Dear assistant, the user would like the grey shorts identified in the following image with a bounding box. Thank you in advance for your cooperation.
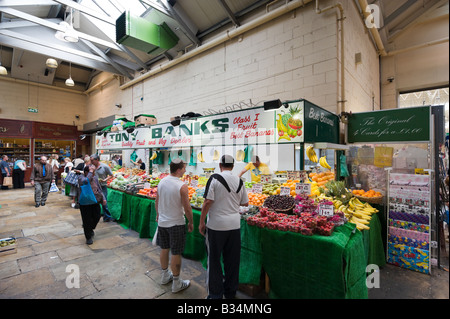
[156,225,186,255]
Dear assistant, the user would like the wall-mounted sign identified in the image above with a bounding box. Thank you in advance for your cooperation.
[347,106,430,143]
[28,107,38,113]
[0,119,33,138]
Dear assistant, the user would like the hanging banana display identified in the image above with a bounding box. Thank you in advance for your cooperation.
[236,150,245,162]
[306,146,318,163]
[150,152,157,161]
[319,156,331,169]
[197,151,205,163]
[212,150,220,161]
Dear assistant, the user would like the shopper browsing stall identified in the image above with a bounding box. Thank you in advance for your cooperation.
[155,158,194,293]
[30,156,55,207]
[90,154,114,222]
[199,155,249,299]
[78,165,106,245]
[238,155,270,183]
[12,159,26,189]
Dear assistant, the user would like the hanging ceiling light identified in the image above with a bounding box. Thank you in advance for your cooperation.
[55,8,79,43]
[46,58,58,68]
[65,62,74,86]
[0,45,8,75]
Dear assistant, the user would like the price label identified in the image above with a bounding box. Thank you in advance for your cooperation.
[319,203,334,217]
[191,179,198,188]
[280,187,291,196]
[295,183,311,195]
[260,174,272,184]
[251,183,263,194]
[144,182,151,189]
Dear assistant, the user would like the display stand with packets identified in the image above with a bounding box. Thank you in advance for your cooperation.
[386,171,431,274]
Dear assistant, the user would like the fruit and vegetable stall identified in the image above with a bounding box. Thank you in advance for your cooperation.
[93,99,387,298]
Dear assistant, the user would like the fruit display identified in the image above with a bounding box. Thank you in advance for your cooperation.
[248,192,268,206]
[309,171,335,188]
[352,189,382,198]
[306,146,318,163]
[137,187,157,197]
[190,193,205,208]
[246,207,341,236]
[263,195,295,212]
[0,237,16,247]
[331,195,379,231]
[319,156,332,169]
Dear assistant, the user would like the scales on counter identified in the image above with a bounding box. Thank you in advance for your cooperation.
[273,171,287,184]
[203,168,215,178]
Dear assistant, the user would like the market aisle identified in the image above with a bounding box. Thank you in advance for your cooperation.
[0,187,208,299]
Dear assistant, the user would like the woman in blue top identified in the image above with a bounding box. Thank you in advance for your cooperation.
[13,159,27,189]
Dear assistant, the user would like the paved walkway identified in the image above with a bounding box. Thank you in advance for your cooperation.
[1,186,448,299]
[0,187,209,299]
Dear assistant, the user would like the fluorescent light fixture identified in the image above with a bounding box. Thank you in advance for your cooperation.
[263,99,282,111]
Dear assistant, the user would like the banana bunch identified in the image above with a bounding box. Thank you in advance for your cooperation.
[150,152,157,161]
[306,146,318,163]
[336,197,378,231]
[213,150,220,161]
[236,150,245,162]
[197,152,205,163]
[319,156,331,169]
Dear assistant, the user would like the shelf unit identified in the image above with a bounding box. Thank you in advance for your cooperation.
[0,138,32,165]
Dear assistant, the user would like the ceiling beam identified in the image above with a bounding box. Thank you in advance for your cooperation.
[0,0,56,6]
[79,38,134,79]
[159,0,201,46]
[217,0,240,27]
[0,31,120,73]
[52,0,117,25]
[0,7,120,50]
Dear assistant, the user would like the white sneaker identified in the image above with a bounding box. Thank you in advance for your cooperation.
[160,269,173,285]
[172,278,190,293]
[71,203,76,208]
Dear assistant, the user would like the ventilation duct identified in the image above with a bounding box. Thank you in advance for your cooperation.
[116,11,179,55]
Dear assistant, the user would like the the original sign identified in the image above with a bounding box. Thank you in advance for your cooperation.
[348,106,430,143]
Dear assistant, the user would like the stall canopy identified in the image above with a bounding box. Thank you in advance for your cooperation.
[95,99,340,150]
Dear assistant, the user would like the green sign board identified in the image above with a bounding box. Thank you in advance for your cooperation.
[303,100,340,144]
[347,106,430,143]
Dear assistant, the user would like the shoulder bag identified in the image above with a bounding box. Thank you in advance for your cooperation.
[64,170,79,186]
[79,180,98,206]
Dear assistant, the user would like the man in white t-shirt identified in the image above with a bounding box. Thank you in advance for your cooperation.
[199,155,249,299]
[155,159,194,293]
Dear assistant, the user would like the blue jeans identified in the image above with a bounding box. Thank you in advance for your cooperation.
[101,186,112,220]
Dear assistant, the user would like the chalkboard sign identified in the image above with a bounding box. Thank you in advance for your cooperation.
[347,106,430,143]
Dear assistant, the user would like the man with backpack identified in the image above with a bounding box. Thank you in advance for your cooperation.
[199,155,249,299]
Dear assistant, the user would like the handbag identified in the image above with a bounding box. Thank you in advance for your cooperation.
[64,171,79,186]
[2,176,12,186]
[79,180,98,206]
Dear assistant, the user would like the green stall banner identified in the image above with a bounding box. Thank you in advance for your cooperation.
[347,106,430,143]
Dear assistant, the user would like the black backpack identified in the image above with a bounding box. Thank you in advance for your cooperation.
[204,173,244,199]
